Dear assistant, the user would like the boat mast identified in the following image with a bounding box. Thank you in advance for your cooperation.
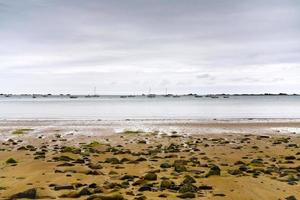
[94,86,96,96]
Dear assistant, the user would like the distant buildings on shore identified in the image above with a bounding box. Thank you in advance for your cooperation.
[0,93,299,99]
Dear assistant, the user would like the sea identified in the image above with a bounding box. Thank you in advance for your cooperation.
[0,95,300,120]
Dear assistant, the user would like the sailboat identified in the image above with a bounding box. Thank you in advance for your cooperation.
[163,88,173,97]
[147,88,156,98]
[85,87,100,98]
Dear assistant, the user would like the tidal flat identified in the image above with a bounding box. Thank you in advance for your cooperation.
[0,119,299,200]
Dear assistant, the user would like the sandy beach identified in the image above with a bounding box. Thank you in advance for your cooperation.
[0,119,299,200]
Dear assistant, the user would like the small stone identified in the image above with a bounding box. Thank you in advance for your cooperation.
[177,192,196,199]
[206,165,221,177]
[87,193,124,200]
[182,175,196,184]
[160,163,171,168]
[54,184,74,190]
[144,173,157,181]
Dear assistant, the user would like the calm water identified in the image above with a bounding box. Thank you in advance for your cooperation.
[0,95,300,119]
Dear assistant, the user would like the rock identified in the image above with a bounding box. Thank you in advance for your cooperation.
[6,158,17,164]
[286,196,297,200]
[178,183,198,193]
[120,158,130,163]
[160,163,171,168]
[138,184,153,191]
[198,185,213,190]
[174,162,187,173]
[132,179,146,186]
[134,195,147,200]
[250,159,264,166]
[10,188,37,199]
[17,146,27,151]
[94,186,104,193]
[228,169,243,176]
[135,157,147,162]
[214,193,226,197]
[160,180,175,189]
[79,187,92,196]
[89,183,98,188]
[54,184,74,190]
[182,175,196,184]
[59,191,81,198]
[57,162,75,167]
[74,159,85,164]
[105,158,121,164]
[206,165,221,177]
[144,172,157,181]
[53,155,74,162]
[285,156,296,160]
[177,192,196,199]
[239,165,249,172]
[87,193,124,200]
[103,182,122,190]
[166,143,180,152]
[234,160,245,165]
[88,163,103,169]
[86,170,102,175]
[120,175,137,181]
[109,171,118,175]
[158,193,168,198]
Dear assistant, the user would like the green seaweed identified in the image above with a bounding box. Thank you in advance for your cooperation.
[11,128,33,135]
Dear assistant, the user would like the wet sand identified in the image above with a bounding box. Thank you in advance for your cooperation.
[0,119,299,199]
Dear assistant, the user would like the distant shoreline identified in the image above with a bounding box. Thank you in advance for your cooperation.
[1,93,299,97]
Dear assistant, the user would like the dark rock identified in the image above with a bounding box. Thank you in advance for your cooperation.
[178,183,198,193]
[160,163,171,168]
[59,191,80,198]
[174,162,187,173]
[88,163,103,169]
[206,165,221,177]
[53,155,74,162]
[135,157,147,162]
[239,165,249,172]
[54,184,74,190]
[120,175,137,181]
[138,184,153,192]
[250,159,263,165]
[87,193,124,200]
[57,162,75,167]
[89,183,98,188]
[105,158,121,164]
[198,185,213,190]
[158,193,168,198]
[214,193,226,197]
[6,158,17,164]
[144,172,157,181]
[228,169,243,176]
[182,175,196,184]
[10,188,37,199]
[134,195,147,200]
[285,156,296,160]
[79,187,92,196]
[160,180,175,189]
[285,196,297,200]
[86,170,102,175]
[177,192,196,199]
[234,160,245,165]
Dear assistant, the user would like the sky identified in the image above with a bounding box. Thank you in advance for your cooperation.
[0,0,300,95]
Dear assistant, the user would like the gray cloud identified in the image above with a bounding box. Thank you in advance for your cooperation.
[0,0,300,94]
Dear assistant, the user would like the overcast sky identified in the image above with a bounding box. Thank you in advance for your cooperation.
[0,0,299,94]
